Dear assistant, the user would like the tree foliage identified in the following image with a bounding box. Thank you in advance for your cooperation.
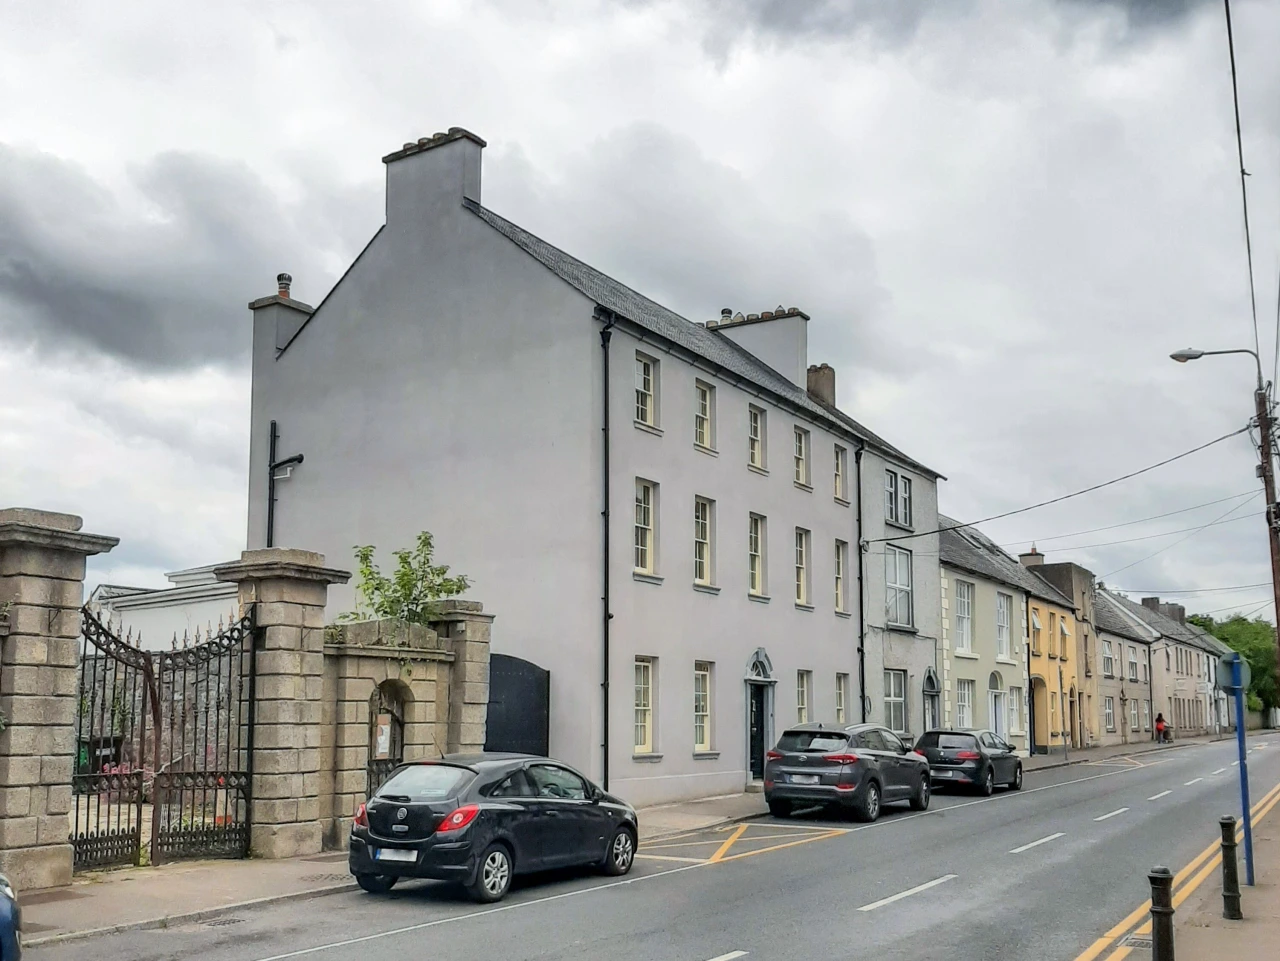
[1189,613,1278,712]
[339,532,470,625]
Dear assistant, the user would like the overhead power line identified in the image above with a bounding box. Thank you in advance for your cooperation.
[1101,494,1260,579]
[871,425,1251,544]
[999,489,1257,547]
[1112,582,1271,596]
[1190,595,1274,618]
[1025,508,1261,553]
[1222,0,1261,357]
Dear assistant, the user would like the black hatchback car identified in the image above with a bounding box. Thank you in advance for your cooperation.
[914,729,1024,795]
[349,753,638,902]
[764,723,931,821]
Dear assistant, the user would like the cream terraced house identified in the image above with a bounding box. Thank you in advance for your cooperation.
[244,128,943,806]
[937,519,1073,755]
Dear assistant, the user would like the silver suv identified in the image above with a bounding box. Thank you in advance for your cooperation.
[764,722,931,822]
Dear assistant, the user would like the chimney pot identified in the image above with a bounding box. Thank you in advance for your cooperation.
[747,313,760,321]
[1019,546,1044,568]
[762,310,774,320]
[721,308,732,319]
[277,272,292,298]
[403,142,415,150]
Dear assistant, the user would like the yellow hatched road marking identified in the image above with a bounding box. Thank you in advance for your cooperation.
[1102,947,1132,961]
[708,824,749,863]
[715,829,845,863]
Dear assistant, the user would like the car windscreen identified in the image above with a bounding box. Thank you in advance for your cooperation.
[776,731,849,752]
[937,734,978,750]
[376,764,475,800]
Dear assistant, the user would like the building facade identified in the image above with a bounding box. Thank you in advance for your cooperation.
[1018,550,1080,754]
[1031,558,1102,749]
[244,128,942,806]
[1093,590,1154,746]
[937,518,1045,754]
[86,565,240,650]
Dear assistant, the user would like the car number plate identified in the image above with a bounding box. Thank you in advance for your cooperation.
[790,774,819,784]
[934,770,953,777]
[375,848,416,863]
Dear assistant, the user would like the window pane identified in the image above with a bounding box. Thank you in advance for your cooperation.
[901,477,912,527]
[884,470,897,521]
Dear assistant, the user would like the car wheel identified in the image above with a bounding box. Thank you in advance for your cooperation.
[853,781,881,822]
[1011,764,1024,791]
[355,873,398,894]
[909,775,930,811]
[467,843,513,903]
[979,767,994,797]
[601,827,636,876]
[768,799,792,818]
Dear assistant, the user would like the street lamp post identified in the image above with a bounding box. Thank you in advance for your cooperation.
[1171,347,1280,679]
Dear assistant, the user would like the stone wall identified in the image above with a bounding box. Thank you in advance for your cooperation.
[318,602,491,849]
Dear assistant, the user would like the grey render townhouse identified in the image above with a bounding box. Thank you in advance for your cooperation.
[937,517,1074,755]
[243,128,942,806]
[1092,589,1154,747]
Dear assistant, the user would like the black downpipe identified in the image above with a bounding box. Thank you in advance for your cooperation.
[266,420,303,549]
[855,442,867,723]
[1146,643,1155,742]
[598,310,616,790]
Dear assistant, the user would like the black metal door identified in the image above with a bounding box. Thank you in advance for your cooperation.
[749,684,766,780]
[485,655,550,756]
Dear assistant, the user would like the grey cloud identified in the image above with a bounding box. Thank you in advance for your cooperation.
[0,145,377,371]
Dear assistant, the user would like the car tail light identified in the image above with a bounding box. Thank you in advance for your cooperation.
[353,803,368,828]
[766,750,783,760]
[822,753,860,765]
[438,804,480,833]
[955,751,981,760]
[912,749,927,757]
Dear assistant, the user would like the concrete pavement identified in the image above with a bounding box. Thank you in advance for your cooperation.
[28,734,1280,961]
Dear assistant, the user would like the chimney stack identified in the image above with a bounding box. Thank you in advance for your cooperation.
[807,364,836,407]
[1143,597,1187,624]
[277,272,292,299]
[1019,545,1044,568]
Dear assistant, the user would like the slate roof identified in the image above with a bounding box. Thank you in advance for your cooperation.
[464,199,940,478]
[1105,592,1224,655]
[938,515,1075,607]
[1093,590,1151,642]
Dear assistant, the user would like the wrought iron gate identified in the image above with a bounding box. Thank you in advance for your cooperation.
[71,606,256,870]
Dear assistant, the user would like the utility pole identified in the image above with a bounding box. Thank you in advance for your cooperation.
[1254,384,1280,675]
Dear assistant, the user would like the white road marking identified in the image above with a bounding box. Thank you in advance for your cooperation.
[1009,832,1064,854]
[1094,807,1129,821]
[1233,761,1240,766]
[1212,768,1227,775]
[1185,778,1204,786]
[1148,791,1172,801]
[857,874,958,912]
[706,953,749,961]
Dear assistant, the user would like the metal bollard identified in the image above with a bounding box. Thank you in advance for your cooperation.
[1149,866,1175,961]
[1220,816,1243,920]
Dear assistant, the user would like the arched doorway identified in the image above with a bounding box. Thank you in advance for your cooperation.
[1030,676,1048,754]
[923,667,941,731]
[744,648,776,784]
[1068,686,1078,749]
[367,681,407,796]
[988,672,1006,738]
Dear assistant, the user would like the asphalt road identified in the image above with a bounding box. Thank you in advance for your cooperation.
[33,735,1280,961]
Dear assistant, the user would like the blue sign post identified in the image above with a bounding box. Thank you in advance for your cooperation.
[1223,652,1255,886]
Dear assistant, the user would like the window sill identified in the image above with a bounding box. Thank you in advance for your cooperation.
[795,602,815,612]
[835,610,852,619]
[694,443,719,457]
[748,463,769,477]
[633,572,665,586]
[953,651,980,660]
[885,519,915,534]
[886,624,918,635]
[748,593,772,604]
[634,421,664,437]
[632,753,664,763]
[794,481,813,493]
[996,657,1019,667]
[693,751,720,760]
[835,496,852,508]
[693,582,721,595]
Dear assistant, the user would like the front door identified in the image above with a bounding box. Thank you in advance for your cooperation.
[748,684,767,780]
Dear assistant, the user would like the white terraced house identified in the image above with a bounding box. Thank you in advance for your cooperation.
[245,128,943,806]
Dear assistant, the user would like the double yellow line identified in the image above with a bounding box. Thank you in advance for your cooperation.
[1074,778,1280,961]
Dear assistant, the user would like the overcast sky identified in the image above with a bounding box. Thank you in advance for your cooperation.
[2,0,1278,622]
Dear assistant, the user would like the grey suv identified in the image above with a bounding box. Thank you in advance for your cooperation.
[764,723,931,822]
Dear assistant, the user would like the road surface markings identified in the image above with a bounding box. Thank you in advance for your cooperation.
[1009,832,1064,854]
[1148,791,1172,801]
[635,853,707,863]
[707,824,749,863]
[705,953,748,961]
[1232,761,1240,766]
[857,874,957,912]
[1094,807,1129,821]
[1184,778,1203,785]
[1212,768,1226,775]
[1072,779,1280,961]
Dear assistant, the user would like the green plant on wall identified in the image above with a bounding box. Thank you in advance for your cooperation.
[338,531,470,626]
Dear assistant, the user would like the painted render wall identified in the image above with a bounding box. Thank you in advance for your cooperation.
[939,567,1029,754]
[1095,630,1153,747]
[246,139,604,791]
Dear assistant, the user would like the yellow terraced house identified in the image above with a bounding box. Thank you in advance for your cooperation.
[1018,548,1081,755]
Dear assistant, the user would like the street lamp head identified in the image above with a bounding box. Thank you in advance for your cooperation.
[1170,348,1205,363]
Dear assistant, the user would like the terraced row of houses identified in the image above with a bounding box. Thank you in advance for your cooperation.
[94,128,1245,806]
